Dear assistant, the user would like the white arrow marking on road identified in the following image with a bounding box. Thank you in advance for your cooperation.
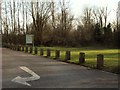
[12,66,40,86]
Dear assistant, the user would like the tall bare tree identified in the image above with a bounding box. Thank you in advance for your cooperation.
[51,0,56,30]
[0,1,2,34]
[51,0,74,45]
[93,7,110,28]
[25,1,28,34]
[13,1,16,33]
[17,1,21,34]
[31,1,52,45]
[22,1,25,34]
[10,1,13,33]
[5,1,8,35]
[81,7,94,41]
[103,7,111,27]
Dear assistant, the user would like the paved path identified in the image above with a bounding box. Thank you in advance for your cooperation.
[2,48,118,88]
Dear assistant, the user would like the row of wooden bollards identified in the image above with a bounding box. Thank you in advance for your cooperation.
[10,46,104,69]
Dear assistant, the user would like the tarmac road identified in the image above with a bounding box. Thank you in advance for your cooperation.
[2,48,118,89]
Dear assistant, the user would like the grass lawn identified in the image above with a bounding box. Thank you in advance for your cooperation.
[24,46,119,74]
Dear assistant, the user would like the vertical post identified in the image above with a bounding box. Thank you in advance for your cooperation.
[34,47,37,55]
[18,46,21,51]
[10,45,12,49]
[40,48,44,56]
[12,45,13,50]
[29,46,33,53]
[15,46,17,51]
[24,46,25,52]
[54,50,60,59]
[11,45,12,50]
[14,46,16,50]
[17,46,20,51]
[20,46,21,51]
[79,52,85,63]
[22,46,24,51]
[32,35,34,48]
[13,45,14,50]
[65,50,70,61]
[23,46,25,51]
[13,46,14,50]
[13,46,15,50]
[47,49,51,57]
[97,54,104,69]
[25,46,28,53]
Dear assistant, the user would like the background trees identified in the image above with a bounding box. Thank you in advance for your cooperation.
[1,0,119,48]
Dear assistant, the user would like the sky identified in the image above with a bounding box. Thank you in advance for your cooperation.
[70,0,120,23]
[1,0,120,23]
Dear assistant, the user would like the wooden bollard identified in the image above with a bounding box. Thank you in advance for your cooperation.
[14,46,16,50]
[47,49,51,57]
[54,50,60,59]
[23,47,25,52]
[22,46,24,51]
[12,46,14,50]
[17,46,20,51]
[24,46,26,52]
[15,46,17,50]
[20,46,22,51]
[65,50,71,61]
[97,54,104,69]
[10,46,12,49]
[11,46,13,50]
[79,52,85,63]
[19,46,21,51]
[29,47,33,53]
[23,46,25,51]
[13,46,14,50]
[18,46,21,51]
[40,49,44,56]
[25,46,28,53]
[9,46,11,49]
[34,47,38,54]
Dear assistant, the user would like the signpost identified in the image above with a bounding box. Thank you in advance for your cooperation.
[26,34,34,47]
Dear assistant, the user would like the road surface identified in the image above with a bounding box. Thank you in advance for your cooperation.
[2,48,118,89]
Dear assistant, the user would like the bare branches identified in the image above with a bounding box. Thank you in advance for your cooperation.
[92,7,111,28]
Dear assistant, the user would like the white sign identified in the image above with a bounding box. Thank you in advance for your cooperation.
[12,66,40,86]
[26,35,34,44]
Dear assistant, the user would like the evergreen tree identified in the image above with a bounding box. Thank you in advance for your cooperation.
[94,23,103,42]
[103,23,112,44]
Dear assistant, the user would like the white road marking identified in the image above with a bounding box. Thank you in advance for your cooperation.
[12,66,40,86]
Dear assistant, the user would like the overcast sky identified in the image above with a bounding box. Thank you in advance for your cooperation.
[70,0,119,22]
[2,0,120,23]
